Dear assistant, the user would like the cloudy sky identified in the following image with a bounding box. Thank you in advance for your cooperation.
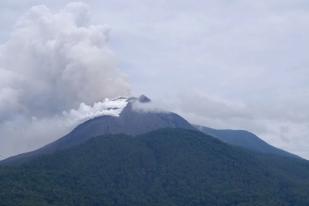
[0,0,309,159]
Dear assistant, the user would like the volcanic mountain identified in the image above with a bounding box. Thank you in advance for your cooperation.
[1,95,309,205]
[2,95,195,164]
[3,95,299,165]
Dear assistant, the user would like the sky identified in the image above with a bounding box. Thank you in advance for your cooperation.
[0,0,309,159]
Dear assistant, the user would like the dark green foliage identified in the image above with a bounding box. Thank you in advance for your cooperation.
[1,128,309,206]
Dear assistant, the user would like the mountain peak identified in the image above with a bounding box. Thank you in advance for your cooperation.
[138,95,151,103]
[127,95,151,104]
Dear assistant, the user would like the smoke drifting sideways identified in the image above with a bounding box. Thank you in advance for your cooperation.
[0,2,131,159]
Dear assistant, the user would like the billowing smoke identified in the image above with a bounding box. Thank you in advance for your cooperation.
[0,2,130,158]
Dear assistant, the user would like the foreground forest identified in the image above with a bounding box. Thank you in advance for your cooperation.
[1,129,309,206]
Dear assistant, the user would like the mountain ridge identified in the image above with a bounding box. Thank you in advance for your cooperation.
[195,125,299,159]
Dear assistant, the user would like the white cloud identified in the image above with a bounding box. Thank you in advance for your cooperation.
[65,97,129,121]
[0,2,130,158]
[0,0,309,159]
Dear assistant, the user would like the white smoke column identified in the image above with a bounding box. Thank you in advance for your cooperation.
[0,2,130,159]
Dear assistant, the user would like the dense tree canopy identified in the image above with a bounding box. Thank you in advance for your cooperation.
[1,129,309,206]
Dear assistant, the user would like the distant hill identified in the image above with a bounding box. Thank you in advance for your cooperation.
[195,125,299,159]
[1,128,309,206]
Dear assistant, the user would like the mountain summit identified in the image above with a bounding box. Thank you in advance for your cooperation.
[3,95,195,164]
